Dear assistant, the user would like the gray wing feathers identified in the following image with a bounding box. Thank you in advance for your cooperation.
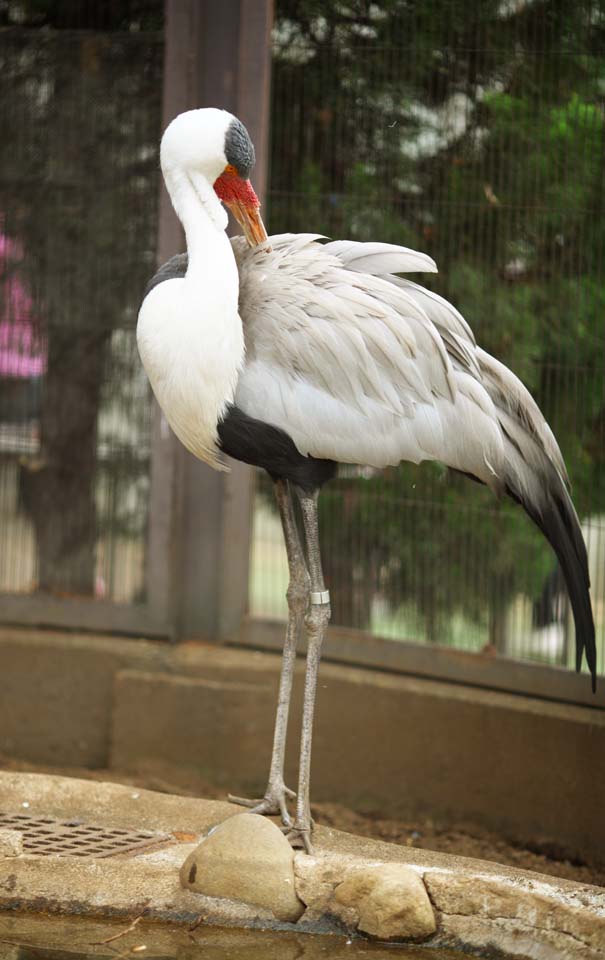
[236,235,454,418]
[475,348,569,486]
[236,232,570,494]
[378,270,569,487]
[234,234,504,479]
[385,277,481,379]
[319,237,592,675]
[323,240,438,276]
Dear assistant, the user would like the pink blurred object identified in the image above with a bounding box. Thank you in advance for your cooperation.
[0,226,47,379]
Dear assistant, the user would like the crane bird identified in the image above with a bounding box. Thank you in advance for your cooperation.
[137,108,596,852]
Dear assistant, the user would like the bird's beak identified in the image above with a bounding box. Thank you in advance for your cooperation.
[225,197,270,249]
[214,169,270,250]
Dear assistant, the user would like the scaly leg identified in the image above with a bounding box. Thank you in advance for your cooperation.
[286,485,330,853]
[229,478,309,827]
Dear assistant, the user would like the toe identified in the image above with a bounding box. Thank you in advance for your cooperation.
[228,794,264,808]
[278,798,293,828]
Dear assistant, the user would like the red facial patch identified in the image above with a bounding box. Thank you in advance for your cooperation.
[214,171,260,207]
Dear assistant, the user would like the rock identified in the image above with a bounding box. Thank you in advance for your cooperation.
[0,829,23,857]
[294,853,345,918]
[425,872,605,953]
[334,864,436,940]
[294,854,436,940]
[180,813,304,923]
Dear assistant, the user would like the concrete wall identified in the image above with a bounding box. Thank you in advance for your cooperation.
[0,626,603,864]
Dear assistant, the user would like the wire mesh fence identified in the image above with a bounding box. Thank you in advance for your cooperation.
[0,3,163,604]
[250,0,605,676]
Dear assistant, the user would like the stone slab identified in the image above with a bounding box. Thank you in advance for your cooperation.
[0,772,603,957]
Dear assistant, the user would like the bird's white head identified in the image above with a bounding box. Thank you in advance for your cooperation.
[160,108,241,186]
[160,108,268,246]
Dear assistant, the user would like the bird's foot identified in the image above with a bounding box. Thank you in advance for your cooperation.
[285,818,314,855]
[228,782,296,828]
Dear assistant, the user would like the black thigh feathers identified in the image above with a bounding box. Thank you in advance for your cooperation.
[218,404,337,492]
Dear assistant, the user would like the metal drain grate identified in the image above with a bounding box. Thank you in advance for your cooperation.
[0,811,171,858]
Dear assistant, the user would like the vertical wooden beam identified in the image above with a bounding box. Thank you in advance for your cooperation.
[237,0,273,204]
[148,0,273,640]
[215,0,273,640]
[146,0,204,634]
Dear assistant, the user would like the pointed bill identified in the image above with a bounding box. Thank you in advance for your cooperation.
[226,197,270,249]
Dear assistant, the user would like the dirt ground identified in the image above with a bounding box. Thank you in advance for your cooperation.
[1,754,603,889]
[314,801,605,888]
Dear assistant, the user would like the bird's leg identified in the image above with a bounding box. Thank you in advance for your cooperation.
[287,486,330,854]
[229,478,309,827]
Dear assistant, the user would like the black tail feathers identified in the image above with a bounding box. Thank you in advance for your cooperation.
[507,476,596,692]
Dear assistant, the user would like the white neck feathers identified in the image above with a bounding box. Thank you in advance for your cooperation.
[163,165,235,288]
[137,158,244,470]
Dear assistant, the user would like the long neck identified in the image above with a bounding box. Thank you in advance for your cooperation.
[163,165,238,306]
[145,163,244,470]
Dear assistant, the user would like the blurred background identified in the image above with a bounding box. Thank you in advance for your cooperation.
[0,0,604,694]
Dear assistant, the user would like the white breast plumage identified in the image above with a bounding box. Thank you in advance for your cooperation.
[137,274,244,469]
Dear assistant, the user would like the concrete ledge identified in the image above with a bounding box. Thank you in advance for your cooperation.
[1,627,604,864]
[110,654,605,863]
[0,628,170,767]
[0,773,603,958]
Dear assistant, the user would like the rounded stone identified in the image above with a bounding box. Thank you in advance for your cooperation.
[334,864,436,940]
[179,813,304,922]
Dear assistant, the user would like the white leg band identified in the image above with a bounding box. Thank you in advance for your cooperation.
[310,589,330,605]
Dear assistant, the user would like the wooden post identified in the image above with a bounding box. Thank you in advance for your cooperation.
[148,0,273,640]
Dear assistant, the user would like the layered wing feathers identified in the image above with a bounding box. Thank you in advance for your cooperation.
[233,234,503,481]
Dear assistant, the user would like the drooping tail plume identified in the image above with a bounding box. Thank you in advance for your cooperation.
[505,464,596,691]
[478,352,597,691]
